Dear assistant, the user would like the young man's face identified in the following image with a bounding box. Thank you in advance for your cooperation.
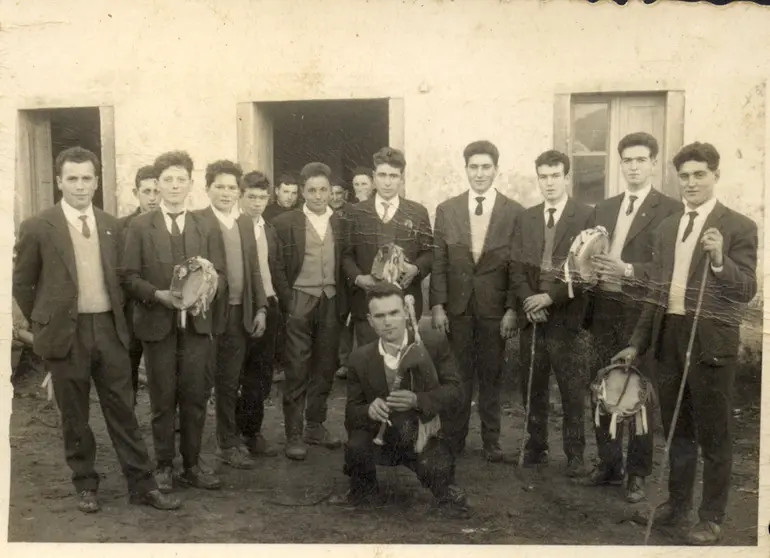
[157,165,192,207]
[677,160,719,208]
[241,187,270,218]
[367,294,407,345]
[303,176,331,215]
[275,183,298,208]
[134,178,160,213]
[57,161,99,210]
[352,174,374,201]
[329,185,348,209]
[373,163,403,201]
[536,163,569,203]
[620,145,657,189]
[207,172,240,213]
[465,154,498,194]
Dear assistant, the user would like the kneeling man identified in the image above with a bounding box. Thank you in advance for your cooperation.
[332,282,468,516]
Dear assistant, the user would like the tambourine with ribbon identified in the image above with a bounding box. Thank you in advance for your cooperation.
[562,226,610,298]
[371,242,411,289]
[169,256,218,329]
[591,362,652,440]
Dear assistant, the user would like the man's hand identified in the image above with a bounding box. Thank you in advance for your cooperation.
[612,346,638,365]
[386,389,418,412]
[500,309,516,339]
[368,398,390,422]
[399,262,420,288]
[526,309,549,324]
[355,274,377,291]
[592,254,627,278]
[523,293,552,314]
[701,227,724,267]
[432,304,450,334]
[250,310,267,338]
[155,289,184,310]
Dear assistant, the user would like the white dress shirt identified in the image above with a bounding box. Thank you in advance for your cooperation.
[469,188,497,263]
[211,204,237,229]
[667,196,719,315]
[61,199,96,236]
[375,193,400,223]
[608,184,652,259]
[159,201,187,234]
[253,215,276,298]
[378,329,409,389]
[303,203,332,238]
[543,193,569,227]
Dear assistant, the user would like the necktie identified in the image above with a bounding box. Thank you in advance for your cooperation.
[681,211,698,242]
[475,197,485,216]
[626,195,638,216]
[79,215,91,239]
[381,201,392,223]
[168,212,183,236]
[546,208,556,229]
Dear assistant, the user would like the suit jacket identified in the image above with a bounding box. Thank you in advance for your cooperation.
[194,207,268,335]
[430,191,523,318]
[510,198,594,332]
[630,201,757,366]
[271,207,349,321]
[345,330,462,433]
[116,208,142,336]
[13,204,129,360]
[258,217,290,303]
[342,197,433,319]
[262,202,293,223]
[121,208,227,341]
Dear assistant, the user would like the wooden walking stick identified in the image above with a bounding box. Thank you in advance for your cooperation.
[518,322,538,468]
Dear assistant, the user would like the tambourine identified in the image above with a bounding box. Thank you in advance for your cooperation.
[169,256,218,328]
[591,363,652,439]
[371,242,410,289]
[563,226,610,298]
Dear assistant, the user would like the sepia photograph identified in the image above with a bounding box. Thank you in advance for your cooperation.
[0,0,767,554]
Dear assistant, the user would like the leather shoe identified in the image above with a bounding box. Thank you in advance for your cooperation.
[176,466,221,490]
[285,437,308,461]
[565,457,587,478]
[626,475,646,503]
[154,466,174,494]
[218,446,256,469]
[77,490,100,513]
[245,434,278,457]
[304,423,342,449]
[686,520,722,545]
[581,465,624,487]
[130,489,181,510]
[483,442,503,463]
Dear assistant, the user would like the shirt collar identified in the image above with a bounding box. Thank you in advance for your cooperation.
[375,192,400,212]
[302,203,332,220]
[211,204,237,226]
[684,196,718,218]
[61,199,95,226]
[252,215,264,227]
[544,194,568,213]
[624,183,653,205]
[469,187,497,209]
[159,201,186,216]
[378,329,409,359]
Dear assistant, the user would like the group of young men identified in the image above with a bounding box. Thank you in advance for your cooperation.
[12,132,757,545]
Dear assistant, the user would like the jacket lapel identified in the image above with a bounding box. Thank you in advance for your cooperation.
[47,205,78,283]
[183,211,202,259]
[530,204,545,263]
[596,195,624,235]
[94,210,116,281]
[552,198,575,254]
[366,343,390,398]
[477,194,505,267]
[454,193,473,257]
[687,202,726,284]
[623,189,659,249]
[150,210,173,264]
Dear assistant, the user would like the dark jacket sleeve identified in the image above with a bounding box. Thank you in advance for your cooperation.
[271,217,294,310]
[267,224,291,309]
[509,212,536,305]
[341,207,364,284]
[415,337,462,420]
[629,199,683,286]
[412,204,434,280]
[629,226,664,355]
[205,217,228,299]
[504,202,523,311]
[12,218,41,321]
[121,219,159,304]
[711,215,758,304]
[345,352,373,432]
[429,203,449,309]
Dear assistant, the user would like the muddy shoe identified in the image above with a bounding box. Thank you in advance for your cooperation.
[565,457,588,478]
[687,520,722,546]
[304,422,342,449]
[436,486,472,519]
[244,434,278,457]
[626,475,646,503]
[176,466,221,490]
[77,490,100,513]
[581,465,624,487]
[154,466,174,494]
[285,437,308,461]
[218,446,256,469]
[129,489,181,510]
[483,442,504,463]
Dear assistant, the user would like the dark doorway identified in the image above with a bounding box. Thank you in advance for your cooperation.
[49,107,103,208]
[262,99,389,187]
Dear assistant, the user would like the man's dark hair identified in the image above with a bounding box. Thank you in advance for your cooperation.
[299,162,332,187]
[154,150,194,178]
[276,173,298,187]
[242,170,271,191]
[134,165,157,188]
[463,140,500,166]
[366,281,405,311]
[373,147,406,172]
[352,166,373,180]
[535,150,571,176]
[55,146,101,178]
[205,159,243,189]
[673,142,720,172]
[617,132,659,160]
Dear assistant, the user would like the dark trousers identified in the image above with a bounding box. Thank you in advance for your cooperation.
[237,297,279,439]
[345,419,455,499]
[283,290,341,430]
[338,317,355,368]
[142,324,212,470]
[590,292,654,477]
[129,334,143,404]
[274,310,288,370]
[519,321,586,461]
[212,304,248,450]
[45,312,156,494]
[657,315,734,524]
[445,308,504,450]
[353,318,377,347]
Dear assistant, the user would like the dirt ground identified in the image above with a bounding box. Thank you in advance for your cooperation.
[7,327,761,546]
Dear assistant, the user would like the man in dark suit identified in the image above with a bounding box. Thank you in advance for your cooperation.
[195,160,268,470]
[117,165,159,404]
[614,142,757,546]
[272,162,349,460]
[430,140,522,461]
[509,150,593,475]
[13,147,179,513]
[236,171,288,458]
[262,173,299,223]
[329,177,355,380]
[342,147,433,346]
[330,282,468,516]
[122,151,226,492]
[583,132,682,502]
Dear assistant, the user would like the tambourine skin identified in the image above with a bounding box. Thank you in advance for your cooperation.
[566,226,611,287]
[169,257,218,316]
[591,363,651,418]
